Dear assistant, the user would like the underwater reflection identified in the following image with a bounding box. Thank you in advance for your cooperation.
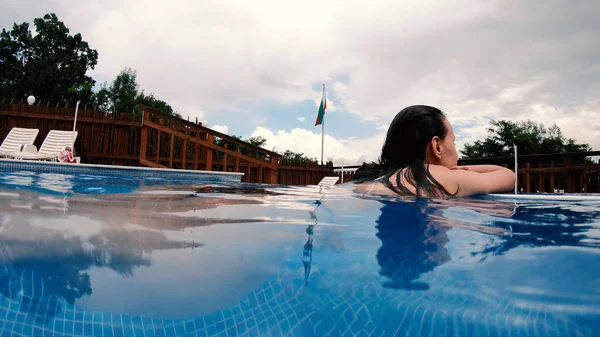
[0,188,247,323]
[0,186,309,319]
[375,199,450,290]
[369,196,600,291]
[0,219,200,324]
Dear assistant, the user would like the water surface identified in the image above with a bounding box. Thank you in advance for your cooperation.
[0,170,599,336]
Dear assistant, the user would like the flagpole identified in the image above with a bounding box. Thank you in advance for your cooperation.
[321,83,325,165]
[321,116,324,165]
[514,144,518,194]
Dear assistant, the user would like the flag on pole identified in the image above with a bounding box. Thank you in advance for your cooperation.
[314,85,326,126]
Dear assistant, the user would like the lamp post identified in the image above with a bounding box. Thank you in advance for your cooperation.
[27,95,35,106]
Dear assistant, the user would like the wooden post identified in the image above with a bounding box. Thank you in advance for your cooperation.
[243,164,250,183]
[155,130,161,164]
[267,155,278,184]
[596,168,600,193]
[257,165,263,184]
[526,162,531,193]
[169,135,175,168]
[235,148,240,172]
[538,162,544,192]
[206,134,213,171]
[182,139,187,169]
[139,111,149,162]
[565,157,573,192]
[194,143,200,170]
[222,143,228,172]
[597,168,600,193]
[582,161,588,192]
[550,161,555,192]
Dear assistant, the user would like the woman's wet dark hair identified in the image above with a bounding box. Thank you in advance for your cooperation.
[354,105,456,197]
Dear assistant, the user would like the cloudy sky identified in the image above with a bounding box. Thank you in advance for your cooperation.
[2,0,599,165]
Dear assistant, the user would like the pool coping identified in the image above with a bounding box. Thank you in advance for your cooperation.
[0,158,244,181]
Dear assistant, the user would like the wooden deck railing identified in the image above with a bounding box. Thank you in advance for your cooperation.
[138,105,280,183]
[459,152,600,193]
[0,99,333,185]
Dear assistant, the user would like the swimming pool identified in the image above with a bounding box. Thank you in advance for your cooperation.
[0,168,599,337]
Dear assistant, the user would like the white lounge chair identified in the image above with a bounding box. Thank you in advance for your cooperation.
[8,130,78,161]
[0,127,39,157]
[317,176,339,187]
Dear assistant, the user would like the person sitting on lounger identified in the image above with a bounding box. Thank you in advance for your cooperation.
[354,105,515,198]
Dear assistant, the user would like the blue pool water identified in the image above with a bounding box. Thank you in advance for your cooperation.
[0,169,599,337]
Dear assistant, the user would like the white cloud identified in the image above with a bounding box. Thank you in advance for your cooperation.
[1,1,599,152]
[297,117,305,122]
[455,125,490,159]
[250,126,385,166]
[211,125,229,135]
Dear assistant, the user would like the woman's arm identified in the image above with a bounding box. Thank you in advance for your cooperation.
[452,165,509,174]
[447,166,516,196]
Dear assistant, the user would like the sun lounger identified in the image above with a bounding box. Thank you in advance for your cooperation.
[8,130,78,161]
[317,176,339,187]
[0,127,39,157]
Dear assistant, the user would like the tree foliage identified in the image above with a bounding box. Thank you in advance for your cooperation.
[0,13,98,103]
[280,150,318,166]
[247,136,267,147]
[461,120,591,159]
[109,67,138,114]
[92,67,178,116]
[213,135,319,165]
[136,92,180,118]
[214,135,266,158]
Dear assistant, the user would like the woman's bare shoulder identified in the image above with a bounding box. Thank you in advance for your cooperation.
[422,165,461,195]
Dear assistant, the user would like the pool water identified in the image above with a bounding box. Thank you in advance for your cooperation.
[0,169,599,337]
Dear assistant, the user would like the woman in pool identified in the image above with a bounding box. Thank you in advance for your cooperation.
[354,105,515,197]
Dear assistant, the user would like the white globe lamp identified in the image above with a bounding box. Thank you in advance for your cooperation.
[27,95,35,106]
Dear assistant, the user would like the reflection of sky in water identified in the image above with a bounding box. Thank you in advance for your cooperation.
[0,173,599,336]
[75,222,301,318]
[0,170,225,196]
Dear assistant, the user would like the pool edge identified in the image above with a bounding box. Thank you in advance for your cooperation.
[0,158,243,182]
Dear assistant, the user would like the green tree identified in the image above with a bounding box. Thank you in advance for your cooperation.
[213,135,263,157]
[461,120,591,159]
[96,67,180,117]
[247,136,267,147]
[135,92,180,117]
[211,133,320,165]
[0,13,98,103]
[90,82,111,111]
[108,67,139,114]
[213,134,241,150]
[280,150,318,165]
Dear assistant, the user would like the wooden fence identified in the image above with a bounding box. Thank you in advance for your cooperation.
[0,99,334,185]
[334,152,600,193]
[460,152,600,194]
